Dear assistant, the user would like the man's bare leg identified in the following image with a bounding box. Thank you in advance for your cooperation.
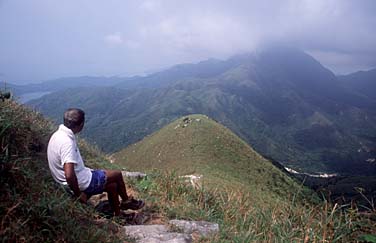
[105,182,121,215]
[104,170,144,215]
[104,170,129,201]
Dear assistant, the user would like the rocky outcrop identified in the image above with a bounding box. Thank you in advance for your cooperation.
[169,220,219,238]
[123,220,219,243]
[124,225,192,243]
[179,174,203,189]
[122,171,147,179]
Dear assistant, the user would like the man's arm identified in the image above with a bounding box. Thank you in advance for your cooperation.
[64,163,87,203]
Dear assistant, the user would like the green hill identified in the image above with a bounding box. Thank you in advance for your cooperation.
[113,114,376,241]
[29,47,376,175]
[338,68,376,101]
[2,100,375,242]
[113,114,303,197]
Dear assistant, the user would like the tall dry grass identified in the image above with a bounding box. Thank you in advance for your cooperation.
[133,171,376,242]
[0,100,122,242]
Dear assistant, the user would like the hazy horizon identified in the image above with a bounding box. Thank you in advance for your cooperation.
[1,0,376,84]
[4,55,376,86]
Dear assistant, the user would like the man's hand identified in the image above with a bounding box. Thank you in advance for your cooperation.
[64,162,83,199]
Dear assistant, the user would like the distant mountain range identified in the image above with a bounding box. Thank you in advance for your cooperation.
[338,68,376,101]
[1,76,129,96]
[17,46,376,175]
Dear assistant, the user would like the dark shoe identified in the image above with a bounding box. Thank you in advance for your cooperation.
[120,198,145,210]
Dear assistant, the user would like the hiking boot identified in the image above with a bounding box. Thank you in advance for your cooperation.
[120,198,145,210]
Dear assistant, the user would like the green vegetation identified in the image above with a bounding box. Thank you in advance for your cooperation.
[115,114,376,242]
[113,114,304,198]
[130,171,376,242]
[0,91,11,101]
[0,100,122,242]
[29,48,376,175]
[299,174,376,208]
[2,100,375,242]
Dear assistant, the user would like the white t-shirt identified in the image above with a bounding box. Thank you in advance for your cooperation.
[47,124,92,191]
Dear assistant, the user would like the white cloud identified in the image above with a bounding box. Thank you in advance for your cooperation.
[104,32,140,49]
[140,0,160,12]
[2,0,376,81]
[124,40,141,49]
[138,12,255,59]
[104,33,124,45]
[308,49,376,74]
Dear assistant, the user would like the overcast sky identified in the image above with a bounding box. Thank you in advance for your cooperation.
[1,0,376,84]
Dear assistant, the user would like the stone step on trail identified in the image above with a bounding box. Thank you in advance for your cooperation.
[169,220,219,238]
[123,220,219,243]
[122,171,147,179]
[123,225,191,243]
[119,171,219,242]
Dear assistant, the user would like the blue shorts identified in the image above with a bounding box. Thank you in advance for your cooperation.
[84,170,106,196]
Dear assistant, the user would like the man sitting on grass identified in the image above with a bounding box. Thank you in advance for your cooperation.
[47,108,144,216]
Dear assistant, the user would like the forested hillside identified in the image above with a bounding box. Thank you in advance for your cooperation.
[28,47,376,175]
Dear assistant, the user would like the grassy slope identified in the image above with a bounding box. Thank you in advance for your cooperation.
[0,100,122,242]
[114,116,376,242]
[2,101,375,242]
[113,114,307,203]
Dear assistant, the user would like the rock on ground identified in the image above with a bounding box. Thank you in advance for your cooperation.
[124,225,192,243]
[123,220,219,243]
[122,171,147,179]
[169,220,219,238]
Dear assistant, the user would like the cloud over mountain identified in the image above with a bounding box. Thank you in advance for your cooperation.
[1,0,375,82]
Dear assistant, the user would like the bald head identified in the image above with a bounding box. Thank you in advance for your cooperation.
[64,108,85,131]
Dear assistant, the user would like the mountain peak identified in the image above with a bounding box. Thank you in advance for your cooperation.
[113,114,298,194]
